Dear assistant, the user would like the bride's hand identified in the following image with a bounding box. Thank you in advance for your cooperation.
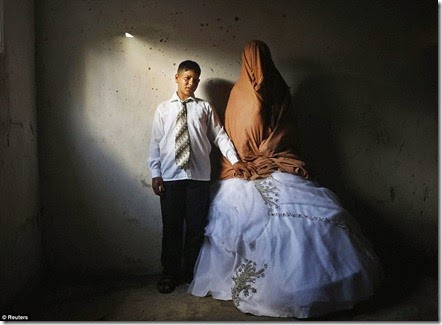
[233,161,255,179]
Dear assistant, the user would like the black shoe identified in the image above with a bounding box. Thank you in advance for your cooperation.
[157,276,177,294]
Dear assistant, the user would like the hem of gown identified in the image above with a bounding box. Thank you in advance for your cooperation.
[187,287,232,301]
[240,295,376,319]
[190,172,382,319]
[190,291,376,319]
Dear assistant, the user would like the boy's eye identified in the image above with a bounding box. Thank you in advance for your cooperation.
[183,77,199,83]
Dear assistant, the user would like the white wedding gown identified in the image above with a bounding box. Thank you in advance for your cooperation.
[188,171,383,319]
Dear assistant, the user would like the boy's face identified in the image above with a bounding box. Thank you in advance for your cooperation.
[175,69,200,100]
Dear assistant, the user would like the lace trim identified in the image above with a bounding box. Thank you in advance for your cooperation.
[231,259,267,307]
[253,176,350,231]
[270,211,349,230]
[253,178,280,213]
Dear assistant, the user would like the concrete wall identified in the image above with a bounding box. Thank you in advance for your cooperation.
[0,0,42,308]
[35,0,437,277]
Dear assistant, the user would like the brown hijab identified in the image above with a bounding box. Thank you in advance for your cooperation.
[220,40,308,180]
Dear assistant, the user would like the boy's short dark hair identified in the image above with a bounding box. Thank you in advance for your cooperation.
[177,60,201,75]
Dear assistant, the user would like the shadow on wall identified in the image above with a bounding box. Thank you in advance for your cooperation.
[203,78,234,124]
[202,66,438,296]
[39,102,162,279]
[202,78,234,182]
[292,63,438,306]
[38,38,164,280]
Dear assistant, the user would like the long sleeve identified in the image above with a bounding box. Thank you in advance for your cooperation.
[147,94,238,181]
[207,107,239,166]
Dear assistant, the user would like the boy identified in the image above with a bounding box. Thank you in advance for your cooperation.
[148,60,250,293]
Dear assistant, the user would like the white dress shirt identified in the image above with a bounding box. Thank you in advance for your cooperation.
[148,93,239,181]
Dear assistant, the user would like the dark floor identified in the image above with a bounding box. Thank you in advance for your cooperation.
[6,272,439,322]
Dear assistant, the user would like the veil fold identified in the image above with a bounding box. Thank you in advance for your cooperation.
[220,40,308,180]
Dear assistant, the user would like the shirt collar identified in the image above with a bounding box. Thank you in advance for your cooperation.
[170,92,195,103]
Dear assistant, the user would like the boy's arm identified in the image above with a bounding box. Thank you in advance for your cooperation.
[207,105,252,178]
[206,106,238,162]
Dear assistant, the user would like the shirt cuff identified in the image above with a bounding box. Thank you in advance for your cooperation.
[226,152,239,166]
[150,169,162,179]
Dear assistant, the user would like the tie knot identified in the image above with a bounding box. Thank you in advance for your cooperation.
[181,98,191,105]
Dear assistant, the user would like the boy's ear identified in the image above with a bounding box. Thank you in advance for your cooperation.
[175,73,179,83]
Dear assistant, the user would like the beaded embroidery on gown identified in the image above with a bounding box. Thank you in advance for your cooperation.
[188,171,382,318]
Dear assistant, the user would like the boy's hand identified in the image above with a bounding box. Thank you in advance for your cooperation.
[232,161,254,179]
[152,177,165,196]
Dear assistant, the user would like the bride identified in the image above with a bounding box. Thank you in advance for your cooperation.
[188,40,383,319]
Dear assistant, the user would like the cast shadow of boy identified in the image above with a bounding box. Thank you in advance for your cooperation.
[203,68,436,318]
[202,78,234,182]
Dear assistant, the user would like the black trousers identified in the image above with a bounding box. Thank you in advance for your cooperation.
[160,180,210,280]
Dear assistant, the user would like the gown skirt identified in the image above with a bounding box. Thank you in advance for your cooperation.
[188,171,383,319]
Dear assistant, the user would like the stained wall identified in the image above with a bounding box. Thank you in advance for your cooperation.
[1,0,42,309]
[35,0,437,277]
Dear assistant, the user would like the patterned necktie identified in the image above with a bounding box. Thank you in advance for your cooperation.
[175,100,191,168]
